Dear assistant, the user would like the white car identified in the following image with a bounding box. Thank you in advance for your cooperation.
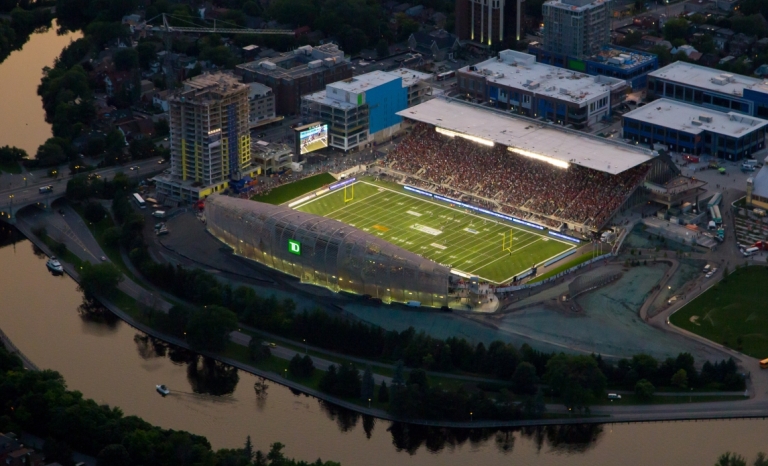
[705,272,714,278]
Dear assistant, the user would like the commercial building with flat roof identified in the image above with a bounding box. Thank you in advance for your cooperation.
[541,0,613,60]
[237,44,352,115]
[622,98,768,160]
[301,69,432,151]
[647,61,768,118]
[155,72,259,202]
[246,82,278,128]
[528,43,658,90]
[457,50,627,129]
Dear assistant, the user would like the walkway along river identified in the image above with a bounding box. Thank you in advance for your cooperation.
[1,26,768,466]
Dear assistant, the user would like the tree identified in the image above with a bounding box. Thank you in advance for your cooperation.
[544,354,607,411]
[634,378,655,401]
[716,452,747,466]
[407,368,429,391]
[36,139,68,167]
[185,305,238,352]
[113,48,139,71]
[288,353,314,378]
[392,360,405,387]
[0,145,26,165]
[361,366,374,401]
[84,202,107,223]
[671,368,688,388]
[378,381,389,403]
[511,361,537,395]
[663,18,689,42]
[97,444,131,466]
[78,261,123,297]
[129,138,156,160]
[42,437,74,466]
[154,118,169,137]
[376,39,389,58]
[136,42,158,70]
[244,436,254,463]
[730,15,767,38]
[248,337,270,362]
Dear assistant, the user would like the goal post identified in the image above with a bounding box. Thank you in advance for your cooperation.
[501,230,514,253]
[344,184,354,203]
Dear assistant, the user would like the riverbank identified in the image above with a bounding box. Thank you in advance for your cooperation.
[11,207,768,430]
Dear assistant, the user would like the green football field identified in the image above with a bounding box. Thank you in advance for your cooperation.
[295,180,575,284]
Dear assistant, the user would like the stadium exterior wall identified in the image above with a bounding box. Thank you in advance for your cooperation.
[205,195,452,307]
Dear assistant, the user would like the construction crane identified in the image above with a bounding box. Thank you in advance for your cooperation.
[141,13,294,88]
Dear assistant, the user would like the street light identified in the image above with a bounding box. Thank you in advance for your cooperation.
[470,412,473,422]
[303,338,307,354]
[368,398,371,408]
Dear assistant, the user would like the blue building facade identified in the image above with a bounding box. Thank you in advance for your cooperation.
[365,77,408,134]
[527,44,658,90]
[647,62,768,118]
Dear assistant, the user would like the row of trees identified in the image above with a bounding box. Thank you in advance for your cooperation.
[0,341,340,466]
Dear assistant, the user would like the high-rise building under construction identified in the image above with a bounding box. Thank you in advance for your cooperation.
[156,72,259,202]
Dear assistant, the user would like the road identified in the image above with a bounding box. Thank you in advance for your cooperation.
[0,157,164,212]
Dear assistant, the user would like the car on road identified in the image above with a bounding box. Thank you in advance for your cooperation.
[257,133,266,138]
[608,393,622,400]
[705,271,714,278]
[130,166,139,171]
[158,159,165,164]
[711,267,718,273]
[100,256,106,261]
[39,185,53,194]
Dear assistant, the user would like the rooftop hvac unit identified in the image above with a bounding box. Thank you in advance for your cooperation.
[711,76,728,85]
[559,87,569,94]
[546,85,556,91]
[699,115,713,123]
[261,61,277,70]
[295,45,313,55]
[308,60,323,68]
[691,120,703,126]
[528,81,540,89]
[323,57,336,67]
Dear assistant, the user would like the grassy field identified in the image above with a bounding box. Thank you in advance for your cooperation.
[528,251,605,283]
[670,266,768,358]
[250,173,336,205]
[296,180,574,284]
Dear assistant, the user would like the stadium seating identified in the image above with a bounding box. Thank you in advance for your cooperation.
[388,123,649,230]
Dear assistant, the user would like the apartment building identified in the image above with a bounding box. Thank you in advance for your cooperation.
[541,0,613,60]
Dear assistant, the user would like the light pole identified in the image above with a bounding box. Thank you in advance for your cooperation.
[303,338,307,355]
[368,398,371,408]
[470,411,473,422]
[8,194,13,220]
[23,177,26,187]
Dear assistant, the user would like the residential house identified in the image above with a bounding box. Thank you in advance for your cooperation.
[104,70,134,97]
[684,0,715,13]
[716,0,738,11]
[407,29,460,61]
[431,12,446,28]
[633,14,661,30]
[139,79,155,99]
[755,64,768,77]
[152,89,170,112]
[713,28,735,49]
[728,33,756,57]
[756,37,768,53]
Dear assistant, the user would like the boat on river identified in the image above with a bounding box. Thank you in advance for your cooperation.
[156,384,170,396]
[46,256,63,273]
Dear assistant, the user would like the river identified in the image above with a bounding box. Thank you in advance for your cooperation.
[0,26,767,466]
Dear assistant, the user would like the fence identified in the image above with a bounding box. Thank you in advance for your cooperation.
[501,253,613,292]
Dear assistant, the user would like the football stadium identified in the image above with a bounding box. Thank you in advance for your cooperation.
[207,98,679,309]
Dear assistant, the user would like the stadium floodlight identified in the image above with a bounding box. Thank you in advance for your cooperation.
[435,127,494,147]
[508,147,569,169]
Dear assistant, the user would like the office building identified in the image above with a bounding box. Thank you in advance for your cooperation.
[541,0,613,60]
[622,98,768,160]
[454,0,518,47]
[237,44,352,115]
[528,43,658,90]
[647,61,768,118]
[155,73,258,202]
[247,82,277,128]
[251,140,293,175]
[301,69,432,151]
[457,50,627,128]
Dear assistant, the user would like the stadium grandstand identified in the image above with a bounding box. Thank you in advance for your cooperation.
[390,98,678,233]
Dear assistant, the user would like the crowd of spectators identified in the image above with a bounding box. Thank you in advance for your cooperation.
[387,124,650,229]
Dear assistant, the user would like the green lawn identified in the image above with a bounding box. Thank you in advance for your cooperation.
[250,173,336,205]
[0,161,22,174]
[295,181,574,284]
[528,251,605,283]
[670,266,768,358]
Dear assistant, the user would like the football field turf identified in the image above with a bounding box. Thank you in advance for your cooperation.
[295,180,575,284]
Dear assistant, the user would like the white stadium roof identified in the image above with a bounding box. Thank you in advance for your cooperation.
[397,99,656,175]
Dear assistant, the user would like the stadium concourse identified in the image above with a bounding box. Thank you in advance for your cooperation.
[390,99,673,234]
